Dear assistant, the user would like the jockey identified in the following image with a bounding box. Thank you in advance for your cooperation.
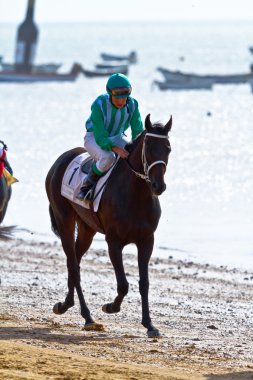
[77,73,143,201]
[0,143,13,176]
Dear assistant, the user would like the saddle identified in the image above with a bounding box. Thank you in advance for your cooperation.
[61,153,115,212]
[0,160,18,186]
[3,169,18,186]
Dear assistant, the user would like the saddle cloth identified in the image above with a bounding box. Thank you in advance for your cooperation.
[1,168,18,186]
[61,152,114,212]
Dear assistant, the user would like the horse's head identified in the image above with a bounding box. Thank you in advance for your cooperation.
[143,114,172,196]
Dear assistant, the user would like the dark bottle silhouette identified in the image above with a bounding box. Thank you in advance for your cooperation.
[15,0,39,73]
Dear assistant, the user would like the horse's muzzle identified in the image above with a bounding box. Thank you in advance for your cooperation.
[151,181,166,196]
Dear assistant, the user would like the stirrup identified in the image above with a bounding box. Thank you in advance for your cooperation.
[83,188,93,202]
[76,187,93,202]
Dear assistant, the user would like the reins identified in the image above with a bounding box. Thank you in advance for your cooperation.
[127,132,169,182]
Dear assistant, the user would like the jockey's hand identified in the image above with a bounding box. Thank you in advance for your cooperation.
[112,146,129,158]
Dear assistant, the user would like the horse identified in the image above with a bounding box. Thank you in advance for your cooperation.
[0,141,12,225]
[0,175,11,225]
[45,114,172,337]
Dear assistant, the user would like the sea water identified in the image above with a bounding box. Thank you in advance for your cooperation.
[1,21,253,269]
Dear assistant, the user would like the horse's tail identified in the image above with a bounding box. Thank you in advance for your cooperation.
[0,225,16,240]
[49,205,60,238]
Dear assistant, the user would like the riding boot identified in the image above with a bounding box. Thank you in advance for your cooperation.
[76,167,101,201]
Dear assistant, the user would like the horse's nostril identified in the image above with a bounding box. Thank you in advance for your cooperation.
[152,182,166,195]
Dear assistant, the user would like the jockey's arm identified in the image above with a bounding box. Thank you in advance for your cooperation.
[111,146,129,158]
[130,99,143,140]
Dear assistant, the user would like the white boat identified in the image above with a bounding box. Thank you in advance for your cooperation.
[100,51,137,64]
[95,62,128,71]
[80,66,128,78]
[1,61,62,73]
[154,80,213,91]
[0,63,81,83]
[157,67,253,85]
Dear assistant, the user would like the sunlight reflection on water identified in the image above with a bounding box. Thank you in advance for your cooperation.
[1,21,253,269]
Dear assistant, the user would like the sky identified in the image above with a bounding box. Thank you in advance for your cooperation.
[1,0,253,22]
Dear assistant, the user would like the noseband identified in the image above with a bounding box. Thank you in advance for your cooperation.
[130,132,169,182]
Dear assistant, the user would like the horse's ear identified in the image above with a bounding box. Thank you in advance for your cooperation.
[145,113,152,132]
[164,115,172,134]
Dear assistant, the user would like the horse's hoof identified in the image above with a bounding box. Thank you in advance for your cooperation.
[53,302,63,315]
[102,303,120,314]
[147,329,162,338]
[83,322,105,332]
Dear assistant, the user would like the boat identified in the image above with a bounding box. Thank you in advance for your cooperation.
[100,51,137,63]
[249,79,253,93]
[95,62,129,71]
[80,66,128,78]
[157,67,214,84]
[0,61,62,73]
[0,63,81,83]
[33,63,62,73]
[157,67,253,85]
[154,80,213,91]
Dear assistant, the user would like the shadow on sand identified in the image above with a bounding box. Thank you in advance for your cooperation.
[205,372,253,380]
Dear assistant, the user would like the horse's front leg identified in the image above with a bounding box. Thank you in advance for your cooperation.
[137,234,160,338]
[102,238,129,314]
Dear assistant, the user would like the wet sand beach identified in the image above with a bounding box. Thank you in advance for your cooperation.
[1,237,253,379]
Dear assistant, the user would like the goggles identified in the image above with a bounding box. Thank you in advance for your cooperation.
[108,86,132,97]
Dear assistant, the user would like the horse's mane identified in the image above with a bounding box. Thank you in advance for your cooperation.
[125,131,143,153]
[125,122,167,153]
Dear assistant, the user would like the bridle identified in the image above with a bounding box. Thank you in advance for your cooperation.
[128,132,169,182]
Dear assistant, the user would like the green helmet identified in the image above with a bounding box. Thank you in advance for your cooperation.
[106,73,132,98]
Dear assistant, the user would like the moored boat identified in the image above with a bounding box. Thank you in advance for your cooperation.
[154,80,213,91]
[100,51,137,63]
[95,62,128,71]
[0,63,81,83]
[249,79,253,93]
[157,67,253,85]
[80,66,128,78]
[1,62,62,73]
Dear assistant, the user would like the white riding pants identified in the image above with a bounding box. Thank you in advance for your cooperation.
[84,132,128,173]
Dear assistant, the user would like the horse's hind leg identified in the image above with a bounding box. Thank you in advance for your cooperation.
[52,208,76,315]
[54,221,96,315]
[52,209,95,326]
[75,221,96,263]
[137,235,161,338]
[102,238,129,314]
[75,221,104,331]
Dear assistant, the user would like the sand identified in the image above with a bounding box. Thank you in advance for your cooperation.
[0,236,253,379]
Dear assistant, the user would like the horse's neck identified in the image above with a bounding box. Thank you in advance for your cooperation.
[128,134,145,174]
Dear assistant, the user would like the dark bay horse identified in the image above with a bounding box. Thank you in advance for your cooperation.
[0,175,11,225]
[45,114,172,337]
[0,141,12,225]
